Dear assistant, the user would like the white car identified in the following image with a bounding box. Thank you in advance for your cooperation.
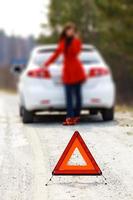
[16,44,115,123]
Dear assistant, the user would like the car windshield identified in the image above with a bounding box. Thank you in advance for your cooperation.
[32,49,101,66]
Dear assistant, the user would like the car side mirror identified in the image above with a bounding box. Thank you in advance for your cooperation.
[11,64,25,75]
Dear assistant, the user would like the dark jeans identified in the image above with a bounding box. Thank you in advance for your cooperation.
[64,82,82,118]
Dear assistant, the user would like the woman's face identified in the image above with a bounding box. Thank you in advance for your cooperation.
[66,27,75,37]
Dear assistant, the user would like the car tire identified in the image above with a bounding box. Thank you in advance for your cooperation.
[22,108,34,124]
[101,107,114,121]
[19,106,24,117]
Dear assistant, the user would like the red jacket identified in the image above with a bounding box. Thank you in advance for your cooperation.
[44,38,86,84]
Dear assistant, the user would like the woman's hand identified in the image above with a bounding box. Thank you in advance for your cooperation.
[41,62,48,68]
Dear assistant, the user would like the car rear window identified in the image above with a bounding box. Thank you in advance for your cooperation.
[33,51,62,66]
[33,49,101,66]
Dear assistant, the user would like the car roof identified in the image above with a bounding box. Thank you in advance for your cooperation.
[32,44,95,56]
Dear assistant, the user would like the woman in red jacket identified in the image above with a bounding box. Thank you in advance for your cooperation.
[44,23,86,125]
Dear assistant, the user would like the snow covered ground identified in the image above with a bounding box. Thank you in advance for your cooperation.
[0,92,133,200]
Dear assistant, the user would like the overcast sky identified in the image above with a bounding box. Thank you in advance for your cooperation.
[0,0,49,37]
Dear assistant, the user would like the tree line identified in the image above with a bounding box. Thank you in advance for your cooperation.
[0,30,35,66]
[38,0,133,104]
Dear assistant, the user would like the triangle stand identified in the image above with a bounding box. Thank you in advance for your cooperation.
[45,175,54,186]
[45,174,107,186]
[45,131,105,186]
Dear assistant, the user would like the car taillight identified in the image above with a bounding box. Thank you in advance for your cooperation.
[27,68,51,79]
[89,67,109,78]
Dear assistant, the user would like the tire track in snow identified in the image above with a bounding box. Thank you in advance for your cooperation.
[24,125,49,200]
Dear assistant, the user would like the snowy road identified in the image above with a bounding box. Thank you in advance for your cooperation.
[0,92,133,200]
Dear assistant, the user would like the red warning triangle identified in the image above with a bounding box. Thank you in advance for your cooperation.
[52,131,102,176]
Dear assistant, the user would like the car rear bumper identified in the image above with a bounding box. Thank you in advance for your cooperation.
[19,79,115,111]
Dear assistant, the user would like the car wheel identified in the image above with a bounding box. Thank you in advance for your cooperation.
[19,106,24,117]
[101,107,114,121]
[22,108,34,124]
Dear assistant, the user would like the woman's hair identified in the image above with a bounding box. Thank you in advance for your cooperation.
[59,22,77,41]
